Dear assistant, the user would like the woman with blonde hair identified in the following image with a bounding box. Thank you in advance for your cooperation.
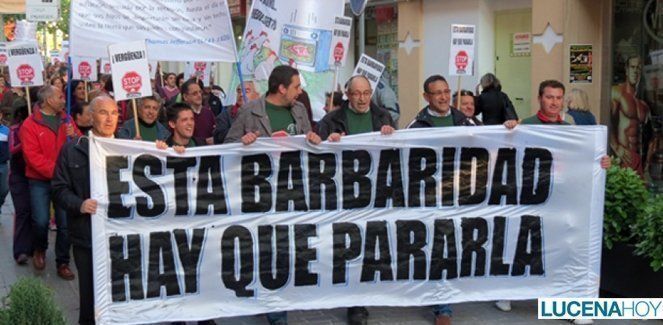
[566,88,597,125]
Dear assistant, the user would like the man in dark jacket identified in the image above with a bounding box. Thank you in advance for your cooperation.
[317,75,394,325]
[408,75,473,129]
[318,75,396,142]
[52,96,119,325]
[408,75,476,325]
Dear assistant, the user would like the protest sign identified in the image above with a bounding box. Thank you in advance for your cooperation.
[49,50,61,65]
[352,54,386,92]
[70,0,237,62]
[108,41,152,101]
[59,40,69,63]
[185,61,214,87]
[0,44,7,66]
[148,60,158,80]
[90,126,607,324]
[448,24,475,76]
[26,0,60,22]
[6,41,44,87]
[71,56,99,82]
[328,16,353,67]
[100,58,112,75]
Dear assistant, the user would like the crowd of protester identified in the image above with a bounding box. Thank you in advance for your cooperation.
[0,61,607,325]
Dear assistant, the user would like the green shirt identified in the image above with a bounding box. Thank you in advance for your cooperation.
[265,102,296,135]
[346,107,373,135]
[429,114,455,127]
[41,113,61,133]
[520,115,571,125]
[138,121,158,142]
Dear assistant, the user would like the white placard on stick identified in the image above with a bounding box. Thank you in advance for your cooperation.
[100,58,112,75]
[0,43,7,66]
[185,61,214,87]
[148,60,158,80]
[448,24,476,76]
[71,56,99,82]
[352,54,385,93]
[328,16,353,67]
[108,41,153,101]
[7,41,45,87]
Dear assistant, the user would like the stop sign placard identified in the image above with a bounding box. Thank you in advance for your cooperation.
[455,50,468,71]
[122,71,142,95]
[333,42,344,64]
[17,64,35,84]
[79,61,92,79]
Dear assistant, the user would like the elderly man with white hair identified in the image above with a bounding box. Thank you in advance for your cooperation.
[52,96,119,325]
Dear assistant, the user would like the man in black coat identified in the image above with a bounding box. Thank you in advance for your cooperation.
[318,75,396,142]
[52,96,120,325]
[408,75,473,129]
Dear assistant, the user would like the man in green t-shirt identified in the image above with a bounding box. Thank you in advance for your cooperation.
[117,96,170,142]
[224,65,321,146]
[317,75,396,141]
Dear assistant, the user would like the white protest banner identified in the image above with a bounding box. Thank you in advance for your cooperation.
[71,56,99,82]
[70,0,237,62]
[90,126,607,324]
[6,41,44,87]
[448,24,476,76]
[185,61,213,86]
[108,41,152,101]
[26,0,60,22]
[328,16,353,67]
[100,58,112,75]
[239,0,344,79]
[352,54,386,92]
[0,44,7,66]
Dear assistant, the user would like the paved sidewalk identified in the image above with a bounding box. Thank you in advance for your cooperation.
[0,198,654,324]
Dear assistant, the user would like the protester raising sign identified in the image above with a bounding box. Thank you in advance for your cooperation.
[70,0,237,62]
[108,41,152,101]
[90,126,607,324]
[71,56,99,82]
[6,41,44,87]
[352,54,386,93]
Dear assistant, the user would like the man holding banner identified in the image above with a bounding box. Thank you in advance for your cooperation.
[225,66,321,146]
[52,96,119,325]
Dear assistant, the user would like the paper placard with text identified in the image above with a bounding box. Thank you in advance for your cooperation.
[108,41,152,101]
[71,56,99,81]
[352,54,385,93]
[448,24,475,76]
[328,16,353,67]
[6,41,44,87]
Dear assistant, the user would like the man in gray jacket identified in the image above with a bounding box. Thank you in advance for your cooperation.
[224,65,321,146]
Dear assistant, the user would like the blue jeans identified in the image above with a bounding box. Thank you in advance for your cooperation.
[432,304,452,317]
[0,163,9,213]
[29,179,70,265]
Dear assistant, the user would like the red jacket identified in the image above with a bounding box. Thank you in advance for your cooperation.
[19,105,81,181]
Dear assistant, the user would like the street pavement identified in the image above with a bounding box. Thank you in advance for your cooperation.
[0,198,655,325]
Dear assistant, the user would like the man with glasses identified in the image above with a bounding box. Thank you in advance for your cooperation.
[408,75,473,128]
[181,79,216,144]
[318,75,396,142]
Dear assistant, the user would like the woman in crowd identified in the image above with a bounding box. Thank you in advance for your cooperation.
[566,88,597,125]
[475,73,518,125]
